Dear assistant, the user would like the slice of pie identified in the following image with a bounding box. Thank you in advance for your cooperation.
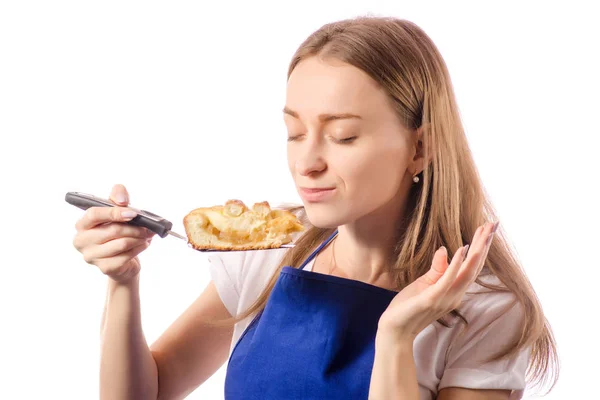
[183,200,304,251]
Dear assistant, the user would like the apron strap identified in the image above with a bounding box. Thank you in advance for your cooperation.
[299,230,338,270]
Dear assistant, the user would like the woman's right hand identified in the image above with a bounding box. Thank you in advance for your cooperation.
[72,184,156,283]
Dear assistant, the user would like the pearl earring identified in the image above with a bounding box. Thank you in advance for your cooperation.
[413,175,420,183]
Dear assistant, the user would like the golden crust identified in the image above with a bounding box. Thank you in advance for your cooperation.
[223,199,248,217]
[183,199,304,251]
[225,199,247,207]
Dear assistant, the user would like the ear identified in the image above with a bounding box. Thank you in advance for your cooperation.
[411,124,431,175]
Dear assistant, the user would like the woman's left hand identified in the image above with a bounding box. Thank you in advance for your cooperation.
[377,221,499,343]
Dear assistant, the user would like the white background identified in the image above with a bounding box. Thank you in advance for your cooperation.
[1,1,598,399]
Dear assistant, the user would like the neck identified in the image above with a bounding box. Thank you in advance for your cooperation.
[331,196,407,288]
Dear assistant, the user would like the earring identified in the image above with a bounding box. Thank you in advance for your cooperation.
[413,175,420,183]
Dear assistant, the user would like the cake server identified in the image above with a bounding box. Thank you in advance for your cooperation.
[64,191,294,252]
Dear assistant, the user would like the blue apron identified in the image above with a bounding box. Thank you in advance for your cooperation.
[224,231,399,399]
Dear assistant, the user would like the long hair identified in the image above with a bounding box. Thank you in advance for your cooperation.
[207,16,558,393]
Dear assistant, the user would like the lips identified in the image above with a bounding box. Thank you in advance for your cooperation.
[298,187,336,202]
[300,187,335,193]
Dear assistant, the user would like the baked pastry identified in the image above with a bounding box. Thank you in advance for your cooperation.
[183,200,304,251]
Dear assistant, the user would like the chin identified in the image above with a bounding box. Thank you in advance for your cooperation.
[303,203,349,229]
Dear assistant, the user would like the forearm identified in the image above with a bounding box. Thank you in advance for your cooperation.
[369,333,419,400]
[100,275,158,400]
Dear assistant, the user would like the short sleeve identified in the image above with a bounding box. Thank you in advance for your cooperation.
[207,248,288,320]
[438,280,531,396]
[207,252,246,318]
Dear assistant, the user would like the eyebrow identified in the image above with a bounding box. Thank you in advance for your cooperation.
[283,106,362,122]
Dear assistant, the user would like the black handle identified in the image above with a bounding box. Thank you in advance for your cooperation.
[65,191,173,238]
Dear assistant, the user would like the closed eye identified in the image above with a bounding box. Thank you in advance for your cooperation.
[287,134,357,143]
[334,136,357,144]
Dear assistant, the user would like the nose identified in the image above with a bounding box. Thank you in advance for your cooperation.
[294,138,327,177]
[296,151,326,176]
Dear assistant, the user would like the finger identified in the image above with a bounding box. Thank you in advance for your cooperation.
[458,223,490,274]
[73,224,154,250]
[110,184,130,206]
[420,247,450,285]
[82,237,150,264]
[454,221,498,288]
[75,205,138,232]
[433,244,469,294]
[97,241,149,275]
[467,221,498,278]
[471,222,497,277]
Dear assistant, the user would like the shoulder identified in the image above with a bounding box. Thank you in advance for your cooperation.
[417,273,526,353]
[206,248,289,316]
[441,272,529,366]
[433,274,530,394]
[207,248,288,280]
[459,273,525,325]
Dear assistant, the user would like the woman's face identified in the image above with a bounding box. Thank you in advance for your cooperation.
[285,56,418,228]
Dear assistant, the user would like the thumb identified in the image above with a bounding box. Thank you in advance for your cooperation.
[110,184,130,206]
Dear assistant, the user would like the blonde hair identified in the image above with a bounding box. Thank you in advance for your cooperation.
[208,16,558,393]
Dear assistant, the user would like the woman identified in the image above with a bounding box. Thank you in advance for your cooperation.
[72,16,558,399]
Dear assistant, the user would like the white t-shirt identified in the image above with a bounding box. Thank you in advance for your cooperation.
[208,248,529,400]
